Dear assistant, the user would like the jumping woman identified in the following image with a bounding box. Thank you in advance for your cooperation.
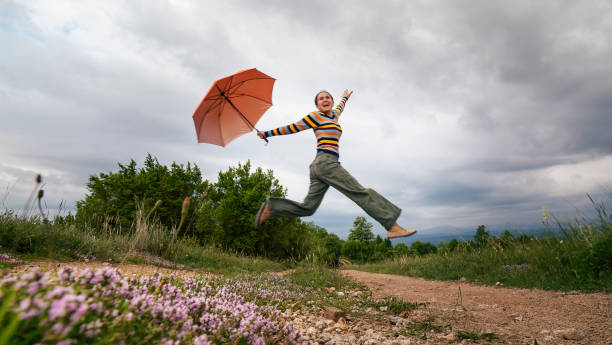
[254,90,416,239]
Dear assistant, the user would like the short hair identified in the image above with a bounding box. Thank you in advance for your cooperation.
[314,91,333,106]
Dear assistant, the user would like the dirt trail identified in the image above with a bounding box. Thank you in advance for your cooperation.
[5,262,610,344]
[341,270,611,344]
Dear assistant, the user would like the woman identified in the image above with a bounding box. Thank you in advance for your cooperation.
[254,89,416,239]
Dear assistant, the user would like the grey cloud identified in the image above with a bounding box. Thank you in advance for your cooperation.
[443,2,612,156]
[420,181,489,206]
[1,0,611,235]
[115,2,247,78]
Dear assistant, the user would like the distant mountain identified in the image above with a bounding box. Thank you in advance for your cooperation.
[390,223,558,247]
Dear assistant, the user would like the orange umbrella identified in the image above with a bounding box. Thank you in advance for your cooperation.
[192,68,275,146]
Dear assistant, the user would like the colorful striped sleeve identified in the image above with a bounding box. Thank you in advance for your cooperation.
[334,97,349,117]
[264,112,320,138]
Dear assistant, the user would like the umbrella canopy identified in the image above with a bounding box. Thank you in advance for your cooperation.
[192,68,275,147]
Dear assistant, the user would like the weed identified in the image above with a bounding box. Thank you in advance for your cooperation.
[0,209,286,275]
[367,297,419,315]
[457,330,499,341]
[287,263,357,290]
[400,320,445,338]
[352,197,612,292]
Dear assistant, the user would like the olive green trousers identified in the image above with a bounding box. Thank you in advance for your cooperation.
[268,153,401,230]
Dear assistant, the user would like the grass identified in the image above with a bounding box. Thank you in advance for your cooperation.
[457,330,499,341]
[365,296,419,316]
[399,321,445,338]
[350,199,612,292]
[1,267,314,344]
[0,209,287,276]
[0,208,504,342]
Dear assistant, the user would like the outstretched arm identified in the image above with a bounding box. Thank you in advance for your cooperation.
[334,89,353,117]
[257,113,319,139]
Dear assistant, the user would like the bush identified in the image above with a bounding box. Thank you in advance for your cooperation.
[410,241,437,255]
[322,234,343,265]
[75,154,208,233]
[394,242,409,256]
[195,161,312,260]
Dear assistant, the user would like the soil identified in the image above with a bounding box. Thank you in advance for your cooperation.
[4,261,610,344]
[341,270,612,344]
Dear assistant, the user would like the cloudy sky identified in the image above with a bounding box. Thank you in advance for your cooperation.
[2,0,611,238]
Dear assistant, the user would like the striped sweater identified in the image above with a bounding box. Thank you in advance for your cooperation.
[264,97,348,157]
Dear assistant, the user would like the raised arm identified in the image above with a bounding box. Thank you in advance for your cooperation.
[334,89,353,117]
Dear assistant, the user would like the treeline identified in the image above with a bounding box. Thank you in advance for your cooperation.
[58,154,551,265]
[313,220,541,265]
[60,154,319,260]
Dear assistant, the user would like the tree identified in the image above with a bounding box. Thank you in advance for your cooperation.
[394,242,409,256]
[76,154,208,232]
[410,241,437,256]
[347,216,374,242]
[322,233,343,266]
[195,160,311,259]
[302,222,343,266]
[474,225,490,247]
[342,240,373,262]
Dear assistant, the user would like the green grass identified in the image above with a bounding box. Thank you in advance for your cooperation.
[367,297,419,315]
[401,321,445,338]
[350,204,612,292]
[0,210,286,275]
[457,330,499,341]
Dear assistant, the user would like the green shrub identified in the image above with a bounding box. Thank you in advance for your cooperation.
[195,161,312,260]
[75,154,208,233]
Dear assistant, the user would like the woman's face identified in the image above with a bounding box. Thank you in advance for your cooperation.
[316,92,334,113]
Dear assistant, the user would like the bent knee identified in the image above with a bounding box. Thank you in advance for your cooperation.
[301,202,320,216]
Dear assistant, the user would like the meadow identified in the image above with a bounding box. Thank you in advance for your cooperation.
[350,199,612,292]
[1,166,610,343]
[0,208,425,344]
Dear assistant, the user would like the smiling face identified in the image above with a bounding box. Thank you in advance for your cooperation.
[315,91,334,113]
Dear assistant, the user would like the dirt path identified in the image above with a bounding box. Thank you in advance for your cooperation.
[341,270,611,344]
[5,262,610,344]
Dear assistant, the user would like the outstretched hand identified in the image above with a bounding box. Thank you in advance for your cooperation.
[257,131,265,139]
[342,89,353,98]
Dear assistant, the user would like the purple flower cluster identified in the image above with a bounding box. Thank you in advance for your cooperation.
[75,253,96,262]
[0,267,312,344]
[0,252,23,264]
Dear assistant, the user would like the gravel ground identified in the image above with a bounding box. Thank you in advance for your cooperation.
[5,261,610,344]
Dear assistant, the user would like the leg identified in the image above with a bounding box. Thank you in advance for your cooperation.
[267,167,329,218]
[316,158,401,230]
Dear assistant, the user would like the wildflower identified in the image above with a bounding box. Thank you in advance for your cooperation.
[4,266,306,344]
[541,205,549,222]
[51,321,68,335]
[123,312,134,322]
[90,302,103,312]
[0,253,23,264]
[70,304,89,323]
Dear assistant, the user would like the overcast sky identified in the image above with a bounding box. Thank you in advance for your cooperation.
[2,0,611,238]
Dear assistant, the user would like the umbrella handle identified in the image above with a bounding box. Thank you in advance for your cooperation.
[255,128,269,145]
